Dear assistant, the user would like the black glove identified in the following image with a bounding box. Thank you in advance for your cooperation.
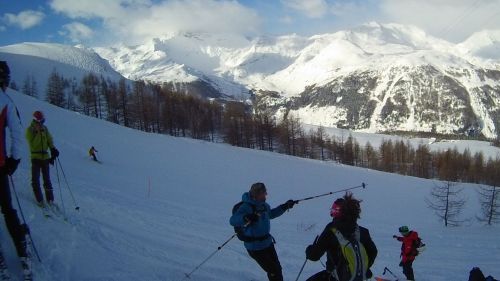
[305,245,319,261]
[393,235,398,239]
[49,158,55,166]
[281,199,297,211]
[366,269,373,278]
[5,157,20,175]
[244,213,259,224]
[50,147,59,158]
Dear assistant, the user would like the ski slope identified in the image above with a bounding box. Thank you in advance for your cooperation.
[0,90,499,281]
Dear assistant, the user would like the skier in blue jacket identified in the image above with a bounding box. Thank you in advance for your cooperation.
[230,182,296,281]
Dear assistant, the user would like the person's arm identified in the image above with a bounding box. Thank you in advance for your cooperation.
[306,225,335,261]
[269,204,286,219]
[361,228,378,267]
[7,102,23,160]
[46,127,54,149]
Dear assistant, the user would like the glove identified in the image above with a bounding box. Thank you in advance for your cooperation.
[49,158,55,166]
[305,245,319,261]
[393,235,398,239]
[244,213,259,224]
[50,147,59,158]
[5,157,20,175]
[281,199,297,211]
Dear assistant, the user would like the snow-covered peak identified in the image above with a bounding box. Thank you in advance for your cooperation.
[0,42,118,75]
[457,29,500,61]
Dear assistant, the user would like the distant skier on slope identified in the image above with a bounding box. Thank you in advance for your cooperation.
[89,146,98,162]
[305,193,378,281]
[0,61,31,279]
[26,110,59,207]
[393,226,421,281]
[230,182,296,281]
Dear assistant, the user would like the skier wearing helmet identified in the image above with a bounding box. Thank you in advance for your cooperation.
[305,193,378,281]
[393,226,421,280]
[26,110,59,207]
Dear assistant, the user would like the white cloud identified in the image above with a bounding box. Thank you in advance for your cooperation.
[3,10,45,30]
[380,0,500,42]
[60,22,94,43]
[281,0,328,18]
[50,0,261,44]
[280,16,293,25]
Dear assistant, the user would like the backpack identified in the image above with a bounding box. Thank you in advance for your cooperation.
[469,267,486,281]
[232,201,270,242]
[331,226,369,281]
[413,236,426,256]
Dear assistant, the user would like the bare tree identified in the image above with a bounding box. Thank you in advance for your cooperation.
[426,182,466,227]
[477,185,500,225]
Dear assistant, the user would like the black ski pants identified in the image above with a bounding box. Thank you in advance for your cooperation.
[0,172,27,257]
[31,159,54,203]
[402,260,415,280]
[247,244,283,281]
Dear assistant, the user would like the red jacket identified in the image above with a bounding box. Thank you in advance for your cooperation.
[396,231,420,263]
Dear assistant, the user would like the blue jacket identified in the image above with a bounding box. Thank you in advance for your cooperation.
[230,192,286,251]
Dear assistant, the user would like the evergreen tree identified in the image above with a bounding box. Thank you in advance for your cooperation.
[46,69,67,107]
[22,74,38,97]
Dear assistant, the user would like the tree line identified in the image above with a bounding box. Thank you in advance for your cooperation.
[19,70,500,224]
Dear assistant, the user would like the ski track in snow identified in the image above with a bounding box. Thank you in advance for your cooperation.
[0,91,498,280]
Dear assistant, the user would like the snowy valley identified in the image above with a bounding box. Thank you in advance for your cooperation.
[0,88,497,281]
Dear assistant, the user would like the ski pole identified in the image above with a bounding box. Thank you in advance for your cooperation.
[294,183,366,203]
[183,233,238,280]
[383,267,399,280]
[9,176,42,263]
[295,259,308,281]
[56,158,80,210]
[54,160,68,220]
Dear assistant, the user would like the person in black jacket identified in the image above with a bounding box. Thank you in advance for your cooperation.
[305,192,377,281]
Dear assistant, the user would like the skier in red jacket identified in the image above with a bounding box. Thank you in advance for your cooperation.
[393,226,421,280]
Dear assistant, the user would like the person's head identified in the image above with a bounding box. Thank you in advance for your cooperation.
[33,111,45,125]
[0,61,10,92]
[398,225,410,236]
[330,192,362,225]
[249,182,267,202]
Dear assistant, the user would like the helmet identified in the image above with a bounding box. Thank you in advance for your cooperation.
[398,225,410,235]
[330,198,344,218]
[0,61,10,88]
[33,111,45,123]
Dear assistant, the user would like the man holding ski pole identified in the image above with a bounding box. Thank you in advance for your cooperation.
[230,182,296,281]
[0,61,31,279]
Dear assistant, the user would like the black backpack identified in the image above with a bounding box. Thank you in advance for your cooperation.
[231,201,269,242]
[469,267,486,281]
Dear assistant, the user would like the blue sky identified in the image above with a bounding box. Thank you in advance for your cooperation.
[1,0,499,47]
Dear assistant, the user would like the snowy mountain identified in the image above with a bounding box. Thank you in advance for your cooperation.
[1,88,499,281]
[0,42,126,99]
[94,22,500,138]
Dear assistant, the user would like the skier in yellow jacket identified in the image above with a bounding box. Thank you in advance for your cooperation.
[25,111,59,206]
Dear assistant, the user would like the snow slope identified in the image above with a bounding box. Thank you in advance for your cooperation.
[0,43,125,99]
[0,90,499,281]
